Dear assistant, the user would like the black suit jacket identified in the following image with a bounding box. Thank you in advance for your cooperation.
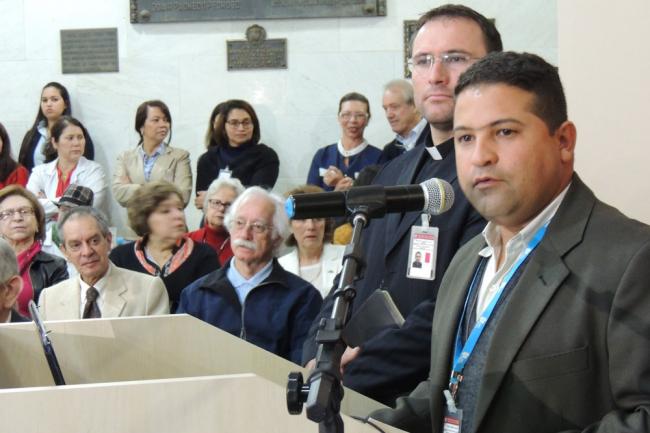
[374,175,650,433]
[303,129,486,394]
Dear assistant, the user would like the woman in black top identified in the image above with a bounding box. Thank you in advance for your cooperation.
[109,181,218,313]
[194,99,279,210]
[19,82,94,172]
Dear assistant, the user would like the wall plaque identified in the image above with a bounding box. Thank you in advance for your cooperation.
[403,20,418,78]
[60,28,119,74]
[130,0,386,23]
[227,25,287,70]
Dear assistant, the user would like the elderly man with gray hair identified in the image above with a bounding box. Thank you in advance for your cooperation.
[0,238,29,323]
[38,207,170,320]
[178,186,323,364]
[187,177,245,265]
[379,79,427,162]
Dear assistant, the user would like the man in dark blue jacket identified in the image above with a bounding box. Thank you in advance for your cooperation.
[178,187,322,364]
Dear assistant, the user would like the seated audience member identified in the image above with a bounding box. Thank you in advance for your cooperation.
[0,122,29,188]
[113,100,192,208]
[0,238,30,323]
[374,51,650,433]
[109,181,218,313]
[178,187,322,364]
[38,207,169,320]
[26,116,107,224]
[0,186,68,317]
[306,92,382,191]
[379,79,427,162]
[187,177,244,264]
[195,100,279,209]
[42,184,94,277]
[278,185,345,298]
[19,82,94,172]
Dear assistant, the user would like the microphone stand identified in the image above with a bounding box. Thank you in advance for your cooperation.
[287,209,370,433]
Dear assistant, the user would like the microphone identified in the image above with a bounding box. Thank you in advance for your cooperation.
[285,178,454,219]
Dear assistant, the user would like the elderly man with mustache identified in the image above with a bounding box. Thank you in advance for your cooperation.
[177,187,323,364]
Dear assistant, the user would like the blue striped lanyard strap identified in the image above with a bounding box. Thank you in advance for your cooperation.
[448,222,549,400]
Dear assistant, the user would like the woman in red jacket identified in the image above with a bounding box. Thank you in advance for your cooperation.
[0,122,28,189]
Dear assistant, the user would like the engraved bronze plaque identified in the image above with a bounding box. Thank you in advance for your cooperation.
[227,25,287,70]
[60,28,119,74]
[130,0,386,23]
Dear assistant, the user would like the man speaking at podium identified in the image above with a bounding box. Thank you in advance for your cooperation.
[38,207,170,320]
[373,52,650,433]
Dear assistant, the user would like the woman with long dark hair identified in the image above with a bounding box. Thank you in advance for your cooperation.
[194,100,279,209]
[0,122,29,188]
[19,82,94,171]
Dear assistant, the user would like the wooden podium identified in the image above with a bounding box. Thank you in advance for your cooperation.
[0,315,405,431]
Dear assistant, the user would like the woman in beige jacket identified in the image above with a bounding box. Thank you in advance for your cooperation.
[113,100,192,207]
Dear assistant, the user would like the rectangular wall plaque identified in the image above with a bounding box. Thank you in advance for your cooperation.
[227,39,287,70]
[130,0,386,23]
[60,28,119,74]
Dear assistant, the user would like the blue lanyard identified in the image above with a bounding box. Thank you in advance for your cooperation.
[449,222,549,397]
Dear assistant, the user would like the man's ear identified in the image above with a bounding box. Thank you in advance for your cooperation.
[1,276,22,309]
[555,120,577,164]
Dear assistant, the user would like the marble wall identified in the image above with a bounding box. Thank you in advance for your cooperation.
[0,0,557,233]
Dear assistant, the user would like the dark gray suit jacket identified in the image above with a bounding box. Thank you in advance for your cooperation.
[374,175,650,433]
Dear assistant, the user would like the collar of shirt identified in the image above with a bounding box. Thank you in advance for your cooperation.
[78,262,112,318]
[227,259,274,305]
[396,118,427,151]
[473,183,571,319]
[138,143,166,182]
[337,139,369,158]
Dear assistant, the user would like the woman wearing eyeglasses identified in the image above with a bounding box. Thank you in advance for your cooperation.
[194,99,279,210]
[112,100,192,208]
[187,177,244,265]
[306,92,382,191]
[109,181,218,313]
[0,186,68,317]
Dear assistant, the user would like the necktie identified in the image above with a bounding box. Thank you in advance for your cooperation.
[82,287,101,319]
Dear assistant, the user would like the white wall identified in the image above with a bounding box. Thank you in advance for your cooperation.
[0,0,557,234]
[558,0,650,224]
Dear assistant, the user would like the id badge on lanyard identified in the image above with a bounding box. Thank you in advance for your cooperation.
[407,214,438,281]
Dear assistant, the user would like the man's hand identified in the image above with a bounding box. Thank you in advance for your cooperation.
[340,346,362,374]
[305,358,316,371]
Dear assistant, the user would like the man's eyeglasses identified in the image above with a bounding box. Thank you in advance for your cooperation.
[339,112,369,122]
[231,218,271,234]
[0,207,35,221]
[407,53,478,75]
[226,119,253,129]
[208,199,232,210]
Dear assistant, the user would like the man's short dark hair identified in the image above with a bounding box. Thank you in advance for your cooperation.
[455,51,568,133]
[413,4,503,54]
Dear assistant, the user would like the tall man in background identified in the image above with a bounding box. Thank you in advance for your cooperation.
[379,79,427,162]
[304,4,502,406]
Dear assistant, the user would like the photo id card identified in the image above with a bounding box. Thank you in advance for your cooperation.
[407,225,438,280]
